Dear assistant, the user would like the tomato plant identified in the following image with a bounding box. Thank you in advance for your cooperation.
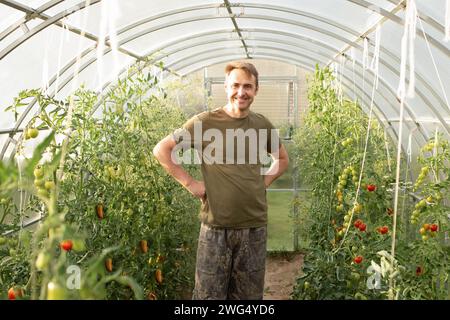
[1,60,201,300]
[292,66,411,300]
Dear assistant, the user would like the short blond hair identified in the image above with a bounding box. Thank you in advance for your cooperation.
[225,61,259,88]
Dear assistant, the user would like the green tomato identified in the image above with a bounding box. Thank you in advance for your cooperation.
[44,180,55,190]
[35,252,51,271]
[107,166,116,178]
[72,239,86,252]
[28,128,39,139]
[416,199,426,209]
[34,166,44,178]
[34,178,45,188]
[303,281,310,290]
[0,237,7,245]
[37,188,49,198]
[47,281,67,300]
[351,272,361,281]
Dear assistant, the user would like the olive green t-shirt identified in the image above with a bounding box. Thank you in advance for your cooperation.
[173,108,280,228]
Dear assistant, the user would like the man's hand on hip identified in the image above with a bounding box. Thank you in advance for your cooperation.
[186,180,207,203]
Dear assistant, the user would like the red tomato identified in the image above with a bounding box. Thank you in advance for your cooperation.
[155,269,163,284]
[96,204,104,219]
[416,266,423,276]
[60,240,73,251]
[430,224,438,232]
[380,226,389,234]
[358,223,367,232]
[354,219,362,228]
[354,256,363,264]
[8,287,16,300]
[367,184,376,192]
[8,287,23,300]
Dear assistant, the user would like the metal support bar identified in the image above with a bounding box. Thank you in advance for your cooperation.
[0,0,65,41]
[223,0,250,58]
[0,0,142,61]
[328,0,406,66]
[19,23,29,33]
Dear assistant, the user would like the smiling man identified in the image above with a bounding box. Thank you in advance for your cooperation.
[153,61,289,300]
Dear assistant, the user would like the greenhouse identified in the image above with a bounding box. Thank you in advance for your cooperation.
[0,0,449,302]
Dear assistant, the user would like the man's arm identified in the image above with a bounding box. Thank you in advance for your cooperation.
[264,144,289,188]
[153,135,206,201]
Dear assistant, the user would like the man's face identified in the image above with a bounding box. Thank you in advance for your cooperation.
[225,69,258,111]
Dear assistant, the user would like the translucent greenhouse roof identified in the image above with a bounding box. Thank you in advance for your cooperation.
[0,0,449,160]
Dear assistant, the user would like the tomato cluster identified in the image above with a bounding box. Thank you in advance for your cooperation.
[419,223,438,241]
[354,219,366,232]
[33,165,55,199]
[376,226,389,235]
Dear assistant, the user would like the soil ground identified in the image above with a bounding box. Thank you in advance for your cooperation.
[179,251,304,300]
[263,252,304,300]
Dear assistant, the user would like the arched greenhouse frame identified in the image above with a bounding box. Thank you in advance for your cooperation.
[0,0,449,301]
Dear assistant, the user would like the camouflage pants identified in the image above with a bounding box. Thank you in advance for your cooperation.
[192,223,267,300]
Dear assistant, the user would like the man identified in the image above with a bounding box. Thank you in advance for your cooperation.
[153,61,289,299]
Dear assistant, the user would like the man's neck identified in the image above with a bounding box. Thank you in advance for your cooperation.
[222,104,249,118]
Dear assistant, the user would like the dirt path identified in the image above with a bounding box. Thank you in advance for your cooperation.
[263,252,304,300]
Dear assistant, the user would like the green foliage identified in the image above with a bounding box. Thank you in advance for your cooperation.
[0,61,200,300]
[291,65,449,300]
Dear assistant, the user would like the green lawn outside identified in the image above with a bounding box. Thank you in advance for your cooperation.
[266,191,295,251]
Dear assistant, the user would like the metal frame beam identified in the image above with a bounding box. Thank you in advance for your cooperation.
[223,0,250,58]
[0,0,142,60]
